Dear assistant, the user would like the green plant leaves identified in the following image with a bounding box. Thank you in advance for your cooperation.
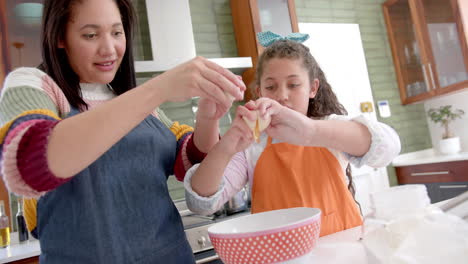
[427,105,465,124]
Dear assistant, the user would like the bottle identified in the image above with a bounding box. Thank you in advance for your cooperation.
[17,200,29,243]
[0,201,10,248]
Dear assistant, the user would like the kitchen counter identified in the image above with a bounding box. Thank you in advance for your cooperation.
[296,226,368,264]
[0,240,40,264]
[0,227,367,264]
[392,148,468,167]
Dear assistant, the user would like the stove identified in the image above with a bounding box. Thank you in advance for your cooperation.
[175,201,250,263]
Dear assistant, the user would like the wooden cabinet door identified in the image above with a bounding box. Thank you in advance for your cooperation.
[416,0,468,94]
[460,0,468,43]
[0,0,12,225]
[383,0,468,104]
[11,256,39,264]
[395,160,468,202]
[0,0,11,87]
[383,0,436,104]
[230,0,299,101]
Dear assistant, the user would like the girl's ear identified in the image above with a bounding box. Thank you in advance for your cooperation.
[255,85,262,98]
[309,78,319,99]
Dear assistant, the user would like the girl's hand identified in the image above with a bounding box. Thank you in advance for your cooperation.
[217,106,256,156]
[154,57,245,108]
[252,98,314,146]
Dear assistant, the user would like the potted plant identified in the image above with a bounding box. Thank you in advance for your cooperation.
[427,105,465,154]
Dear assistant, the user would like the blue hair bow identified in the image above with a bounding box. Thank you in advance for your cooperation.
[257,31,310,47]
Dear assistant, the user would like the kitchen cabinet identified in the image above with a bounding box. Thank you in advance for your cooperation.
[9,256,39,264]
[383,0,468,105]
[0,0,10,86]
[230,0,299,101]
[395,160,468,202]
[461,0,468,43]
[425,181,468,203]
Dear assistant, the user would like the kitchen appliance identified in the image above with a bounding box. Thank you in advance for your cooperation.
[175,199,250,264]
[224,188,248,215]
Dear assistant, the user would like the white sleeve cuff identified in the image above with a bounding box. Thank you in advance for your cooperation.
[184,163,226,215]
[344,115,401,168]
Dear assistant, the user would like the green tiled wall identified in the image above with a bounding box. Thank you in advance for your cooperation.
[189,0,238,58]
[135,0,433,186]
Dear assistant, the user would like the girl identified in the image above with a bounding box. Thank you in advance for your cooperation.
[185,32,401,237]
[0,0,244,263]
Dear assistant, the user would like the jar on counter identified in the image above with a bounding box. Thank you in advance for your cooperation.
[0,200,10,248]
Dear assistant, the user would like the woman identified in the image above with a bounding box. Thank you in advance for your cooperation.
[0,0,245,263]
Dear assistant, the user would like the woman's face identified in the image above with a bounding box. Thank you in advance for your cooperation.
[258,58,318,116]
[59,0,126,84]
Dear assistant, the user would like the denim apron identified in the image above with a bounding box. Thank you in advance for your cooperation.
[37,108,195,264]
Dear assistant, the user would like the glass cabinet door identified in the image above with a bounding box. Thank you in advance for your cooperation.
[385,0,431,99]
[257,0,293,36]
[419,0,468,88]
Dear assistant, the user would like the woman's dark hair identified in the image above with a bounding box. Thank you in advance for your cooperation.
[39,0,136,110]
[255,40,361,214]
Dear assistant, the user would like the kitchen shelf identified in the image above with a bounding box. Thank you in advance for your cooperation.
[134,57,253,73]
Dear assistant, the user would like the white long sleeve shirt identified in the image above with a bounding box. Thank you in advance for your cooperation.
[184,114,401,215]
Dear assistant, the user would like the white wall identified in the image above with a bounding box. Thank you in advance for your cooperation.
[299,23,390,215]
[424,1,468,152]
[424,89,468,152]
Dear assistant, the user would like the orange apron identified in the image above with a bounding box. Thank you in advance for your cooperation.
[251,137,363,237]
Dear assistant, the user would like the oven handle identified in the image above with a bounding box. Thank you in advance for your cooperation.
[196,254,220,264]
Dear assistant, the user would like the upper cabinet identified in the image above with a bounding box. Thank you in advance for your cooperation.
[134,0,252,73]
[383,0,468,105]
[230,0,298,101]
[0,0,8,86]
[133,0,197,73]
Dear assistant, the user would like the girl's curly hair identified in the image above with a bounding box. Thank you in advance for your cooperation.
[254,40,361,214]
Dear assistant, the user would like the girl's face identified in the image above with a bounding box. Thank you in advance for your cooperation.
[258,58,318,116]
[59,0,126,84]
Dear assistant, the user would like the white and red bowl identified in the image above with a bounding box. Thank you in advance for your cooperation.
[208,207,321,264]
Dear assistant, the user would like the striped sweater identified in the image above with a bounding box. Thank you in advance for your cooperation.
[0,67,205,199]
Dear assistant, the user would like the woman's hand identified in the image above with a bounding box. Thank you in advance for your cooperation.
[196,75,244,121]
[250,98,315,146]
[154,57,245,109]
[216,105,256,156]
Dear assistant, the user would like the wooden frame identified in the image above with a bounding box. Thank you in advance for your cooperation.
[383,0,468,105]
[288,0,299,33]
[383,0,435,104]
[0,0,11,87]
[0,0,12,226]
[460,0,468,42]
[415,0,468,94]
[230,0,299,101]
